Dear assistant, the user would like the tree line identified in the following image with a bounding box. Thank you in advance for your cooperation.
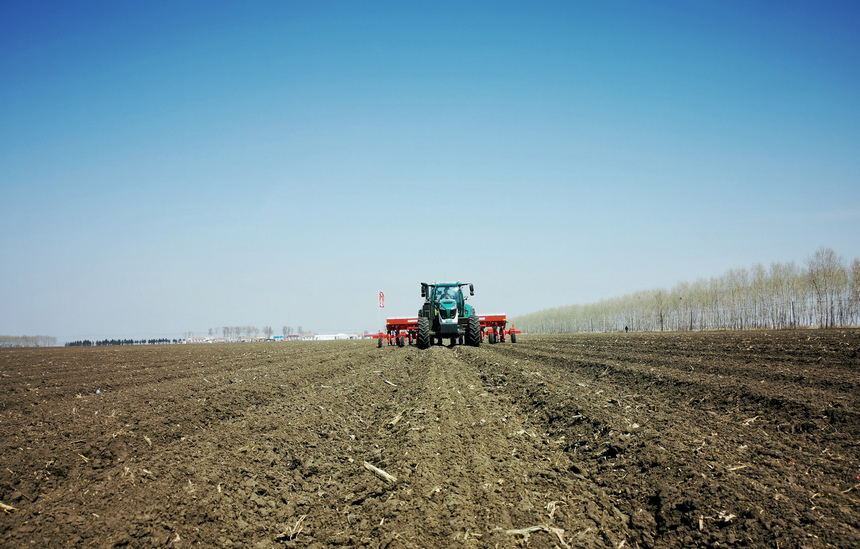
[203,326,306,340]
[0,335,58,347]
[66,338,177,347]
[514,247,860,333]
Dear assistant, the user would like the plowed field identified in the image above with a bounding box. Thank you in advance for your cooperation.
[2,330,859,548]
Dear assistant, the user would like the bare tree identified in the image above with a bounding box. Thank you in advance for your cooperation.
[847,258,860,326]
[654,289,666,331]
[807,247,845,328]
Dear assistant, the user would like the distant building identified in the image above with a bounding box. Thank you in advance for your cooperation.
[314,333,361,341]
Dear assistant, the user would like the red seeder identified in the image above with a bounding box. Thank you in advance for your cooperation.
[374,314,521,347]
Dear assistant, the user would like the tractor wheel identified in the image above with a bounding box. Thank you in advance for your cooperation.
[377,337,382,348]
[490,333,497,344]
[511,332,517,343]
[466,315,481,347]
[397,337,404,347]
[417,318,430,349]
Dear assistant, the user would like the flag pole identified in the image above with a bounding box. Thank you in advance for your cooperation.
[378,291,384,335]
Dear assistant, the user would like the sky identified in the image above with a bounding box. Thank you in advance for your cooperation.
[2,1,859,342]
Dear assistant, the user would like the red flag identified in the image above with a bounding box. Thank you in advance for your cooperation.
[379,291,385,308]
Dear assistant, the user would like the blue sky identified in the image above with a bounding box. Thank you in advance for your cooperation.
[2,1,858,342]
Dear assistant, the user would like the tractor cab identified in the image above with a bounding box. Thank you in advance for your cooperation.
[434,285,462,302]
[433,285,463,322]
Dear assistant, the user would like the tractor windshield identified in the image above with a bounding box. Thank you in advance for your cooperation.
[435,286,462,302]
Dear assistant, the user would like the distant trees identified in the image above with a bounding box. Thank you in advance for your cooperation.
[123,324,308,345]
[211,326,257,340]
[1,335,58,347]
[65,338,175,347]
[204,325,304,341]
[515,247,860,333]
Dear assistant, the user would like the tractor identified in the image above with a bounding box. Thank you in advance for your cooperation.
[416,281,481,349]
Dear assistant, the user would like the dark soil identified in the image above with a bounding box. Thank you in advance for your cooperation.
[1,330,858,548]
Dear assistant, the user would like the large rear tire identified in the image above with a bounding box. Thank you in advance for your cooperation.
[417,317,431,349]
[466,315,481,347]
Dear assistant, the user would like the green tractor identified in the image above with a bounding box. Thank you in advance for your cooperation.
[417,281,481,349]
